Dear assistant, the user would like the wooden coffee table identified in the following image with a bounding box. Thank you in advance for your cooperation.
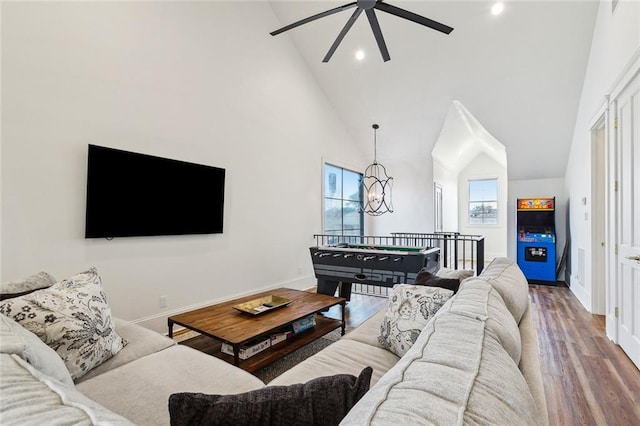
[167,288,345,373]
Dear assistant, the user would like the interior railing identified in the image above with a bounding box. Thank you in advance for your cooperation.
[313,232,485,275]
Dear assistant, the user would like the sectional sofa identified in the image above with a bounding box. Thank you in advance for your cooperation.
[1,257,547,425]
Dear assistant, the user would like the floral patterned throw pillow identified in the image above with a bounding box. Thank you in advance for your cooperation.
[0,267,127,380]
[378,284,453,357]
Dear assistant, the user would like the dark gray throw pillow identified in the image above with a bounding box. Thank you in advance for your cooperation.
[168,366,373,426]
[414,268,461,293]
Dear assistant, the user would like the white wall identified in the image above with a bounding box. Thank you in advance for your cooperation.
[0,2,365,332]
[564,1,640,311]
[507,178,566,279]
[367,156,434,236]
[458,153,508,260]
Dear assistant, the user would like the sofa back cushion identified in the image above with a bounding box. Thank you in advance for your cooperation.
[341,310,540,425]
[476,257,530,323]
[440,279,522,364]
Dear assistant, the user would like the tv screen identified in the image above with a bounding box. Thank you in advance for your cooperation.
[85,145,225,238]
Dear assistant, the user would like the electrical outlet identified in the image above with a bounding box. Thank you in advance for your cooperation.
[159,295,168,308]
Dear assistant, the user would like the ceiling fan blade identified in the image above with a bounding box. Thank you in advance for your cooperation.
[270,2,357,36]
[374,2,453,35]
[322,8,363,63]
[365,9,390,62]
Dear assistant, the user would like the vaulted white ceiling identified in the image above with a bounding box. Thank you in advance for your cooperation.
[268,1,598,180]
[432,100,507,172]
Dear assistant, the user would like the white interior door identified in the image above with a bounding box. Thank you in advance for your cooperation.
[614,72,640,369]
[434,183,443,232]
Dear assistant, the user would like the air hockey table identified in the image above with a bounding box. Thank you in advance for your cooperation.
[309,243,441,300]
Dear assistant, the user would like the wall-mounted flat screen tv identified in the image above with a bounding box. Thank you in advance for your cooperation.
[85,144,225,238]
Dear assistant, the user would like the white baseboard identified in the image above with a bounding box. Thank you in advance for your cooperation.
[131,274,316,334]
[569,277,592,312]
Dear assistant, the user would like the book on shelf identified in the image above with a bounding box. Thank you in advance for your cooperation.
[221,337,271,360]
[270,329,293,346]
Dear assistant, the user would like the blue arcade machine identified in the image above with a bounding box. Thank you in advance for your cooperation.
[516,197,556,282]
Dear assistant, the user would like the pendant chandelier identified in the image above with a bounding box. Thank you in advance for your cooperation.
[361,124,393,216]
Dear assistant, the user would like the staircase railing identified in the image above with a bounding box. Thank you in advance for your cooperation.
[391,232,485,275]
[313,232,485,275]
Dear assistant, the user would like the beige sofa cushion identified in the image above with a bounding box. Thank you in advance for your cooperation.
[76,318,176,383]
[1,353,133,425]
[269,339,399,387]
[440,279,522,364]
[474,257,530,323]
[341,310,540,425]
[77,345,265,425]
[343,309,386,348]
[519,304,550,425]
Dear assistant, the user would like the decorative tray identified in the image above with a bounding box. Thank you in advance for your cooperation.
[233,295,292,315]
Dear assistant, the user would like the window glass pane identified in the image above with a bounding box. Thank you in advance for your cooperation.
[323,163,363,236]
[343,170,361,201]
[343,201,361,233]
[469,179,497,202]
[468,178,498,225]
[469,201,497,224]
[324,199,342,232]
[324,164,342,199]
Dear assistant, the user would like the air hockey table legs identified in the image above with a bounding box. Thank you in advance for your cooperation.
[317,279,352,301]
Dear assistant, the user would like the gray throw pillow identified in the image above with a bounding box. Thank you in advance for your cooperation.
[168,367,373,426]
[0,272,56,301]
[414,268,461,293]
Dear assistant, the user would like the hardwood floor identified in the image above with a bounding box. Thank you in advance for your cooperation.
[321,292,388,328]
[344,285,640,425]
[530,284,640,425]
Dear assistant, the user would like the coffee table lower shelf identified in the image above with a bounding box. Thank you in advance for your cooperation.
[213,315,341,373]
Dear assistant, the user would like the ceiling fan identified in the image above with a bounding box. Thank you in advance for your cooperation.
[270,0,454,63]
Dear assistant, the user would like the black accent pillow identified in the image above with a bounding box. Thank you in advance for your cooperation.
[168,366,373,426]
[414,268,461,294]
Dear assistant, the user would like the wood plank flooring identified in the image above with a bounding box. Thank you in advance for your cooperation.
[530,284,640,425]
[345,285,640,425]
[321,292,388,328]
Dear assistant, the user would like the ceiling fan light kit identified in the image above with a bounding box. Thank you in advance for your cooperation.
[270,0,454,62]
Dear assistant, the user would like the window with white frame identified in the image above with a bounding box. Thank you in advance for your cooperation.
[468,178,498,225]
[323,164,363,236]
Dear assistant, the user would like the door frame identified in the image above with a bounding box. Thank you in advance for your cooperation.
[590,114,607,315]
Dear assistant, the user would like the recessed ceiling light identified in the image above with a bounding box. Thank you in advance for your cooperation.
[491,2,504,16]
[355,50,365,61]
